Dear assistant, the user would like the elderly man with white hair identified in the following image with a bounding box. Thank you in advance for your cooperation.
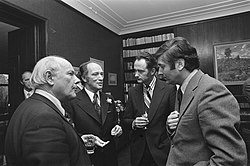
[5,56,91,166]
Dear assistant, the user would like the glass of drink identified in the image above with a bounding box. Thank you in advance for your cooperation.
[141,111,148,129]
[85,136,96,154]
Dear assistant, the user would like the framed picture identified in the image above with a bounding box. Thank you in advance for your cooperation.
[108,73,117,86]
[214,40,250,85]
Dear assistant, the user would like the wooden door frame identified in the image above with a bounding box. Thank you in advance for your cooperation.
[0,1,47,61]
[0,1,47,116]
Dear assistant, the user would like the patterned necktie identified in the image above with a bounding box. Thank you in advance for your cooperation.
[65,112,74,127]
[177,88,183,112]
[93,93,101,117]
[144,87,151,108]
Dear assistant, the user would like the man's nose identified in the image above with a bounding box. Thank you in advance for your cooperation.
[74,75,80,83]
[158,68,163,75]
[97,74,104,80]
[134,71,139,77]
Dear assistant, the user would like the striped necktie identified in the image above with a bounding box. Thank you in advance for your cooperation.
[144,87,151,108]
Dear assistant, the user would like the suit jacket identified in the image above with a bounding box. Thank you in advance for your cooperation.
[166,70,247,166]
[5,93,91,166]
[123,79,176,166]
[63,89,118,166]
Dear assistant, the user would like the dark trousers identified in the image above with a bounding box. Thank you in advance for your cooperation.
[138,144,157,166]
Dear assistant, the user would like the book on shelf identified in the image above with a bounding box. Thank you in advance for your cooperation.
[124,73,136,82]
[123,47,159,58]
[124,83,137,92]
[122,33,174,47]
[124,62,134,70]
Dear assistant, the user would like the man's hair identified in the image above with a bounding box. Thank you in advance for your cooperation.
[78,61,102,85]
[30,55,66,89]
[135,51,158,70]
[156,37,200,72]
[20,71,32,81]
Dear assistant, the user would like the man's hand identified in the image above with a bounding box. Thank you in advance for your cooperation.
[81,134,110,147]
[132,116,149,129]
[111,125,122,137]
[167,111,179,130]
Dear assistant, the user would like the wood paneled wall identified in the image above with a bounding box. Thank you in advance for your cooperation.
[5,0,123,100]
[176,11,250,95]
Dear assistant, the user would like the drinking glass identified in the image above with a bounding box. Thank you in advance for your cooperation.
[85,136,96,154]
[141,111,148,129]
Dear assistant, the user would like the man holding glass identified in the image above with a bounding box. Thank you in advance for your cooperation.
[63,61,122,166]
[5,56,91,166]
[122,52,176,166]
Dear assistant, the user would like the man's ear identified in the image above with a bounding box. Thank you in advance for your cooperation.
[81,75,87,83]
[20,80,24,85]
[45,70,54,85]
[150,67,157,76]
[175,59,185,71]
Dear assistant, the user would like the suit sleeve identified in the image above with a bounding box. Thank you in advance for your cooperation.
[21,112,71,166]
[122,89,135,130]
[197,82,247,166]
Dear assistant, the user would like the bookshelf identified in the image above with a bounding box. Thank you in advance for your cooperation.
[122,30,175,103]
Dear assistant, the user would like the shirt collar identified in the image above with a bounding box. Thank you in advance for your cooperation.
[84,87,100,103]
[35,89,65,116]
[180,69,198,94]
[24,89,34,98]
[144,76,156,91]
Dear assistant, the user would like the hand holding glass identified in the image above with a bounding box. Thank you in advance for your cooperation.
[141,111,149,129]
[133,112,149,129]
[83,135,96,154]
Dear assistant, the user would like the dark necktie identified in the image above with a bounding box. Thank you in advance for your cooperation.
[93,93,101,117]
[177,88,183,111]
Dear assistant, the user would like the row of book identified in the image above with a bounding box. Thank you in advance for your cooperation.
[123,33,174,47]
[124,73,136,82]
[124,62,134,70]
[124,83,137,92]
[123,47,159,58]
[239,102,250,109]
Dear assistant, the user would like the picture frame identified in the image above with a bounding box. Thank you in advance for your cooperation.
[213,40,250,85]
[108,73,117,86]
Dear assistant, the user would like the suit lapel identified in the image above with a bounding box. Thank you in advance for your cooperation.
[134,85,145,116]
[148,80,165,121]
[77,90,102,123]
[100,92,109,125]
[178,70,204,119]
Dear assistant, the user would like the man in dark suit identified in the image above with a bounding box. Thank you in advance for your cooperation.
[63,61,122,166]
[20,71,34,99]
[122,52,176,166]
[157,37,247,166]
[5,56,91,166]
[11,71,34,117]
